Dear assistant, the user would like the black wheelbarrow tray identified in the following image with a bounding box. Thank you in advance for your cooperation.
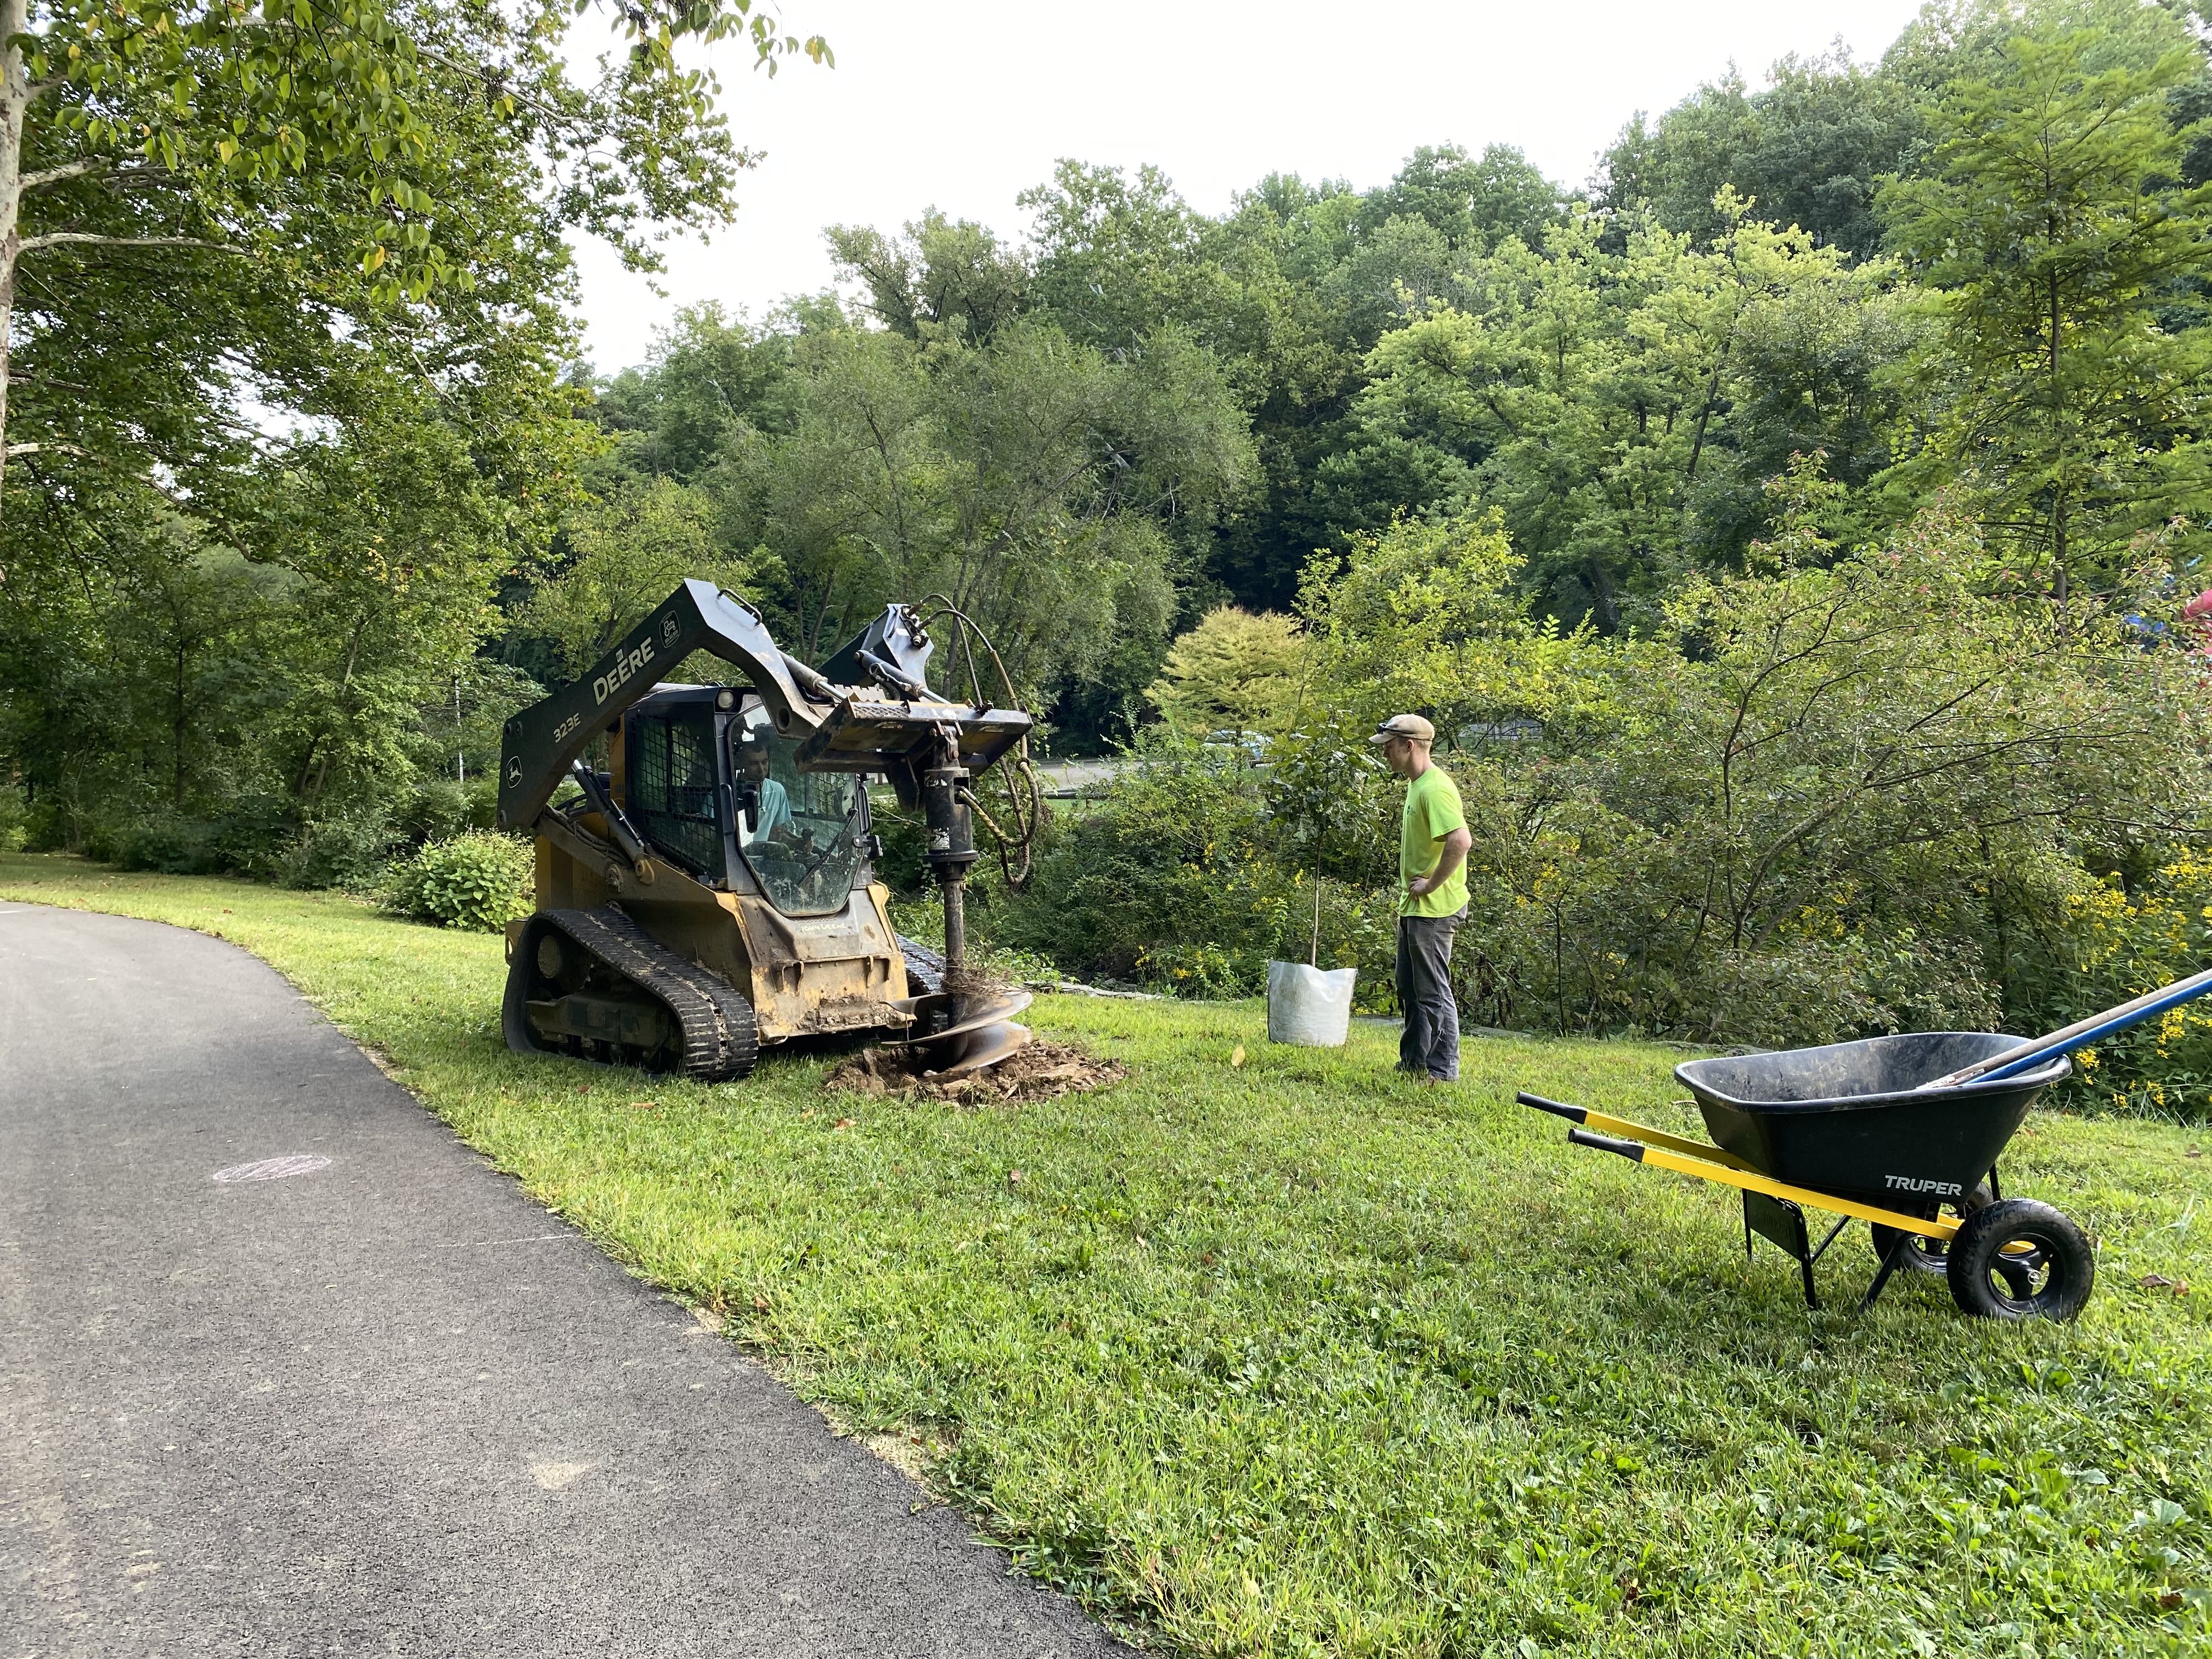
[1518,1032,2088,1321]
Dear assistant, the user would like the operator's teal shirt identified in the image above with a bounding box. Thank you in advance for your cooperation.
[1400,764,1469,918]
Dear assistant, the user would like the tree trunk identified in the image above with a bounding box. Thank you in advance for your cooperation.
[1684,359,1724,483]
[0,0,27,498]
[1585,556,1621,634]
[291,736,324,799]
[174,634,189,808]
[2047,268,2067,630]
[305,616,370,805]
[2052,505,2068,598]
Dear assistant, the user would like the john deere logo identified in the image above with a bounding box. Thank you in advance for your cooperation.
[662,614,680,647]
[505,756,522,788]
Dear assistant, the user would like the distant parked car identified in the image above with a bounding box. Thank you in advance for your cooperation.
[1202,729,1272,761]
[1458,719,1543,747]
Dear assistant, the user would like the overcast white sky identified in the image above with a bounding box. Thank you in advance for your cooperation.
[568,0,1933,374]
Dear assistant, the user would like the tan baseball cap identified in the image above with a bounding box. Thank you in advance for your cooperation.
[1369,713,1436,744]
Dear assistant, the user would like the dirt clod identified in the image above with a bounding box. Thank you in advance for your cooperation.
[826,1038,1126,1105]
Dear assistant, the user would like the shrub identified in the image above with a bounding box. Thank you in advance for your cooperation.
[83,815,209,873]
[1144,606,1308,737]
[2011,850,2212,1117]
[396,777,494,845]
[84,804,301,879]
[998,733,1396,998]
[275,814,403,890]
[387,831,535,931]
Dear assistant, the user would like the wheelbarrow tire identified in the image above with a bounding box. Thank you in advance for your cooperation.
[1870,1182,1995,1278]
[1946,1198,2095,1322]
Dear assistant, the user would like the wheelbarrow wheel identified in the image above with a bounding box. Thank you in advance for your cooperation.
[1946,1198,2095,1322]
[1870,1182,1995,1277]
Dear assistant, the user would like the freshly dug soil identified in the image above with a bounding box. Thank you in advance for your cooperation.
[826,1036,1125,1104]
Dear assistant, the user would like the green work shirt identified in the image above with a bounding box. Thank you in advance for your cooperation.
[1400,764,1469,917]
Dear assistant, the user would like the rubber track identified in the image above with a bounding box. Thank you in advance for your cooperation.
[532,905,759,1080]
[896,934,947,995]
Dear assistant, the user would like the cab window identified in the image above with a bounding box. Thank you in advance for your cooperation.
[627,707,723,876]
[732,703,867,915]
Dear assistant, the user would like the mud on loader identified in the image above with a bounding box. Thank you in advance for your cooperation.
[494,581,1040,1082]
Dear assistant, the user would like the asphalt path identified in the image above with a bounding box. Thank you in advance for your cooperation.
[0,904,1123,1658]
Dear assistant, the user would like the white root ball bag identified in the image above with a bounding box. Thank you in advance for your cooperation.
[1266,961,1358,1047]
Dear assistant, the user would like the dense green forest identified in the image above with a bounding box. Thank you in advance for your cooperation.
[13,0,2212,1103]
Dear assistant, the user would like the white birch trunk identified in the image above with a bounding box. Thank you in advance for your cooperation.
[0,0,26,498]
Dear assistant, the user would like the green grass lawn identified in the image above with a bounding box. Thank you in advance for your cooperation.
[5,850,2210,1657]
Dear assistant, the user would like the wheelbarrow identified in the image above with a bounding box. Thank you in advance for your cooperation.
[1519,966,2212,1321]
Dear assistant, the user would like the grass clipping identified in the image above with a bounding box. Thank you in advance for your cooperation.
[828,1037,1124,1104]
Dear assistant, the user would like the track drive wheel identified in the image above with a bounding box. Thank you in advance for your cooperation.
[1946,1198,2095,1322]
[1870,1182,1995,1278]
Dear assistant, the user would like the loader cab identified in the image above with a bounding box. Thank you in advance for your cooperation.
[727,698,871,915]
[619,684,872,917]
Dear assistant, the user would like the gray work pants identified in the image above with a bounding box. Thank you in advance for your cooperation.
[1396,910,1464,1080]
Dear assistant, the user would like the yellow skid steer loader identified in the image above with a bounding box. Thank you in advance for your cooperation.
[494,582,1034,1080]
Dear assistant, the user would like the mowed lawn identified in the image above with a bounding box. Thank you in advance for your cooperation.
[5,851,2211,1658]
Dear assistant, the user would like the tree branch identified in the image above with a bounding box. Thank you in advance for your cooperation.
[20,159,111,193]
[17,233,246,255]
[408,39,569,125]
[94,165,187,195]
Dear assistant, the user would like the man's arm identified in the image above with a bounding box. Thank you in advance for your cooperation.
[1407,827,1471,898]
[744,778,795,845]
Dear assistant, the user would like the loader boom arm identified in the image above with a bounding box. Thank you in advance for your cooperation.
[496,581,1032,831]
[497,581,833,831]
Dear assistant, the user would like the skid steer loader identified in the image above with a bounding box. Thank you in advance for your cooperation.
[494,580,1038,1082]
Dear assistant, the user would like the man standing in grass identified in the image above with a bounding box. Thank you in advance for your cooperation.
[1373,714,1471,1084]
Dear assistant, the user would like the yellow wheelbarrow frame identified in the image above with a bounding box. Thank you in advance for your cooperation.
[1519,1092,1974,1311]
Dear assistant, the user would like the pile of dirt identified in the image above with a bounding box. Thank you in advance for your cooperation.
[826,1037,1125,1104]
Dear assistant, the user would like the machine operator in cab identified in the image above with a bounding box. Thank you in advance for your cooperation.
[734,729,795,850]
[1372,714,1471,1084]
